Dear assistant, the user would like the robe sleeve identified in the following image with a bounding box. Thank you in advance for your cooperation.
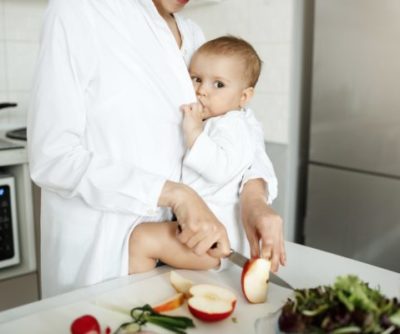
[183,114,255,185]
[239,109,278,204]
[28,2,166,216]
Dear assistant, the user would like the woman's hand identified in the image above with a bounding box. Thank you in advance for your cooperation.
[158,181,231,259]
[181,103,205,148]
[240,179,286,272]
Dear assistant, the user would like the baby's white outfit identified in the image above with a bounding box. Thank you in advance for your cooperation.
[182,109,272,267]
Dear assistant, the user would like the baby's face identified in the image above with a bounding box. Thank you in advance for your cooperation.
[189,53,249,118]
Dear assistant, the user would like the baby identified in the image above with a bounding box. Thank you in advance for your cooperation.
[129,36,268,272]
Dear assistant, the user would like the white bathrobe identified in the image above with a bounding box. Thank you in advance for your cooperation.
[28,0,277,297]
[182,109,276,263]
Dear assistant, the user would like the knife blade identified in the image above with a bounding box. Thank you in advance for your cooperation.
[227,249,293,290]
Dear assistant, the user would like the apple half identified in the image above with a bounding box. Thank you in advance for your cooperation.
[241,258,271,304]
[169,271,193,297]
[152,292,185,313]
[187,284,237,322]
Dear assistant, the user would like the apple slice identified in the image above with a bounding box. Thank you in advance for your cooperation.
[241,258,271,304]
[169,271,193,297]
[188,284,236,322]
[152,292,185,313]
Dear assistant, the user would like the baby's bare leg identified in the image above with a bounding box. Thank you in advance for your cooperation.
[129,221,219,274]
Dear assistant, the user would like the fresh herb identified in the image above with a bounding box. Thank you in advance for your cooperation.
[114,304,195,334]
[278,275,400,334]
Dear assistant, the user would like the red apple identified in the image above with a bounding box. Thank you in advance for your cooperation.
[152,292,185,313]
[70,314,101,334]
[241,258,271,303]
[187,284,236,322]
[169,271,193,297]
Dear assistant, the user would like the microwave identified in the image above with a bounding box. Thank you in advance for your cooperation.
[0,174,20,269]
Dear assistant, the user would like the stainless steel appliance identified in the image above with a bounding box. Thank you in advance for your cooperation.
[6,128,27,141]
[0,174,20,269]
[0,102,25,149]
[303,0,400,272]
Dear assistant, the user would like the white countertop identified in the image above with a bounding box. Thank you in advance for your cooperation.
[0,242,398,333]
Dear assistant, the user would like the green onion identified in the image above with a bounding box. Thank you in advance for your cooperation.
[117,304,195,334]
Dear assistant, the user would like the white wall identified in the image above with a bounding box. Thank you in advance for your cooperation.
[0,0,294,143]
[0,0,47,129]
[183,0,294,144]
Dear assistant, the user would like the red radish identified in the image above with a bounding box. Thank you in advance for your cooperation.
[70,314,101,334]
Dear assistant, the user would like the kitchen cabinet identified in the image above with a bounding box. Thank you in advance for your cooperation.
[305,164,400,272]
[0,273,39,311]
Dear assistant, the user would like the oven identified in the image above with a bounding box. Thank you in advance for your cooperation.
[0,174,20,269]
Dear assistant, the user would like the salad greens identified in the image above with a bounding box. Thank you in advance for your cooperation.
[278,275,400,334]
[115,304,195,334]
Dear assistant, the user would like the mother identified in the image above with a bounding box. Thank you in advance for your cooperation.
[28,0,286,298]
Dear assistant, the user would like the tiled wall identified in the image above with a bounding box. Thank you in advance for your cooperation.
[0,0,47,129]
[184,0,294,144]
[0,0,294,144]
[0,0,294,238]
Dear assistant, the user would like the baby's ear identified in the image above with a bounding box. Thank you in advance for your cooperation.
[240,87,254,107]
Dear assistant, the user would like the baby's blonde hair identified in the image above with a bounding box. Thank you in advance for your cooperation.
[195,36,262,87]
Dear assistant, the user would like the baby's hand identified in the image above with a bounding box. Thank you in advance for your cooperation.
[181,103,205,148]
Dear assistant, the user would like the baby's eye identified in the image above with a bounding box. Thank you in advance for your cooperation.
[191,76,201,83]
[214,81,225,88]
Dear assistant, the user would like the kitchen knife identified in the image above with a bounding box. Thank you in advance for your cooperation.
[227,249,293,290]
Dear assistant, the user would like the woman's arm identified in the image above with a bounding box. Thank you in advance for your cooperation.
[239,110,285,272]
[158,181,231,259]
[240,179,286,272]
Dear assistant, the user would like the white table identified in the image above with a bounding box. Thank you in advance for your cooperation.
[0,242,399,333]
